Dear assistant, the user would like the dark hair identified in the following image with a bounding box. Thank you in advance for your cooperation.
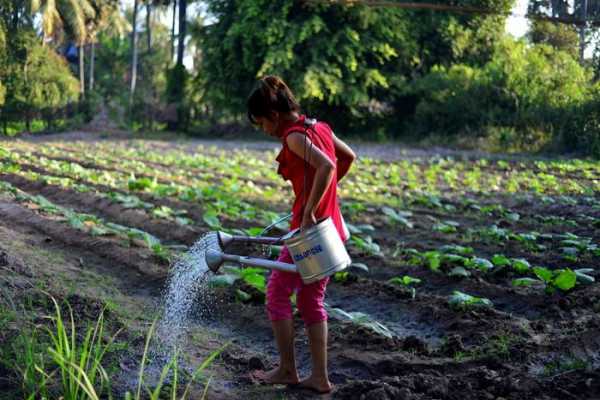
[247,75,300,124]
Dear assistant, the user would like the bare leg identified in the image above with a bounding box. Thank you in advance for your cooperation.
[299,321,332,393]
[253,319,299,385]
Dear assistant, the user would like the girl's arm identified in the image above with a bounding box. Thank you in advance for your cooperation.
[286,132,335,229]
[332,133,356,182]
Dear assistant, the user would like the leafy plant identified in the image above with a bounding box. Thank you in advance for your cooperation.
[388,275,421,298]
[448,291,493,311]
[381,207,413,228]
[326,306,394,339]
[432,220,460,234]
[513,267,579,294]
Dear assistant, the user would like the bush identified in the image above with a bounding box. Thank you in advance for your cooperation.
[553,85,600,158]
[406,37,594,155]
[1,30,79,132]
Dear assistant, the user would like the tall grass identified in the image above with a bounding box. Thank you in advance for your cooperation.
[7,295,221,399]
[128,318,223,400]
[44,296,118,399]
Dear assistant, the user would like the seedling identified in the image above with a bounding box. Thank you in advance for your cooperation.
[448,291,493,311]
[388,275,422,298]
[381,207,414,228]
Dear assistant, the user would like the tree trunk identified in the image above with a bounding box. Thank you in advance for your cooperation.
[171,0,177,62]
[130,0,139,106]
[579,0,588,64]
[177,0,186,67]
[146,1,152,51]
[79,45,85,99]
[89,41,95,91]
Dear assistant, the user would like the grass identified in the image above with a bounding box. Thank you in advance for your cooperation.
[0,293,221,399]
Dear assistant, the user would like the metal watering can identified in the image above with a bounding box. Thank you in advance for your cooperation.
[205,217,351,284]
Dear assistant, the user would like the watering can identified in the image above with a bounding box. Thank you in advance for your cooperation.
[205,217,351,284]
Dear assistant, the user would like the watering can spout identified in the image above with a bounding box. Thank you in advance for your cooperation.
[206,249,225,273]
[217,232,234,248]
[204,249,298,274]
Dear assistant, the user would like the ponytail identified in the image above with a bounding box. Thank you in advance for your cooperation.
[247,75,300,124]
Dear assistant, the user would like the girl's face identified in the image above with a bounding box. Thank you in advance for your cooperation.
[254,113,280,138]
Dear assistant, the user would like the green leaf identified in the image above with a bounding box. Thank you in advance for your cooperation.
[512,258,531,273]
[574,269,595,284]
[466,257,494,272]
[448,266,470,278]
[245,227,265,236]
[448,291,493,311]
[553,269,576,291]
[439,245,474,255]
[505,212,520,222]
[512,278,541,287]
[355,224,376,233]
[491,254,511,267]
[349,263,369,272]
[235,289,252,302]
[67,215,85,230]
[175,217,192,226]
[202,213,221,229]
[388,275,421,286]
[533,266,553,283]
[208,274,238,287]
[90,226,110,236]
[423,251,441,272]
[334,271,349,282]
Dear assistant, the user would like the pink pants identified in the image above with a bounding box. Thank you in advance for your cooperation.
[266,247,329,326]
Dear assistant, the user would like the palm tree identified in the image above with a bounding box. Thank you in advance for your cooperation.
[86,0,129,92]
[31,0,96,98]
[130,0,139,105]
[176,0,186,68]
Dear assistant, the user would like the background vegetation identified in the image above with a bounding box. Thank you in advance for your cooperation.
[2,0,600,157]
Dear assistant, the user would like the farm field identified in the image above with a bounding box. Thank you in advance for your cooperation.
[0,131,599,399]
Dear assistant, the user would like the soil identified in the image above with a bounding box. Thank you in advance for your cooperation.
[0,130,599,399]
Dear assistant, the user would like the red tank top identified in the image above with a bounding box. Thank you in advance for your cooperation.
[276,115,347,242]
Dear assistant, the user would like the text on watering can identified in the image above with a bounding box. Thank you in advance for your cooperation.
[293,244,324,262]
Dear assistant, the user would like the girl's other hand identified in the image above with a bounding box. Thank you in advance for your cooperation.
[301,211,317,230]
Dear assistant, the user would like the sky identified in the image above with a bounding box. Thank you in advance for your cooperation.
[506,0,530,38]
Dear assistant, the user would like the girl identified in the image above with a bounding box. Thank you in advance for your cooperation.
[246,75,355,394]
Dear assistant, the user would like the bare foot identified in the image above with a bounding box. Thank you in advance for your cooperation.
[298,375,333,394]
[250,366,300,385]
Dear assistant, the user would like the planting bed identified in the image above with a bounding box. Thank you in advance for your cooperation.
[0,131,599,399]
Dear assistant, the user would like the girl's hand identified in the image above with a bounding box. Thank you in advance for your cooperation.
[301,211,317,230]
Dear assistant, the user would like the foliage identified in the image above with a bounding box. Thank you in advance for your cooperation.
[6,295,219,399]
[408,37,591,144]
[197,0,511,133]
[448,290,493,311]
[527,20,579,59]
[1,29,79,131]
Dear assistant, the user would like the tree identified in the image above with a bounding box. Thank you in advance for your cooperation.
[528,19,579,58]
[528,0,600,63]
[0,23,6,107]
[198,0,512,132]
[31,0,96,97]
[86,0,128,92]
[130,0,140,105]
[2,29,79,132]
